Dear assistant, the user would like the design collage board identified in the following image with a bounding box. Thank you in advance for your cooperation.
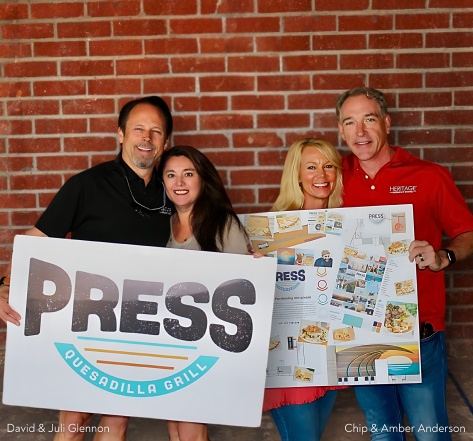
[239,204,421,388]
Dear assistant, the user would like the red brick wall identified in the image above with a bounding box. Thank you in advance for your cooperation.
[1,0,472,353]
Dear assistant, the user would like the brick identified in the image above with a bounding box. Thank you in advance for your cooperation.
[0,139,5,154]
[228,56,279,73]
[258,113,310,129]
[233,132,284,148]
[2,23,54,39]
[0,42,31,58]
[0,194,36,209]
[34,41,86,58]
[428,71,473,88]
[231,169,282,185]
[256,36,310,52]
[430,0,473,6]
[288,93,340,110]
[258,187,281,204]
[447,291,473,306]
[0,176,6,190]
[258,75,310,91]
[457,184,473,199]
[451,165,473,180]
[88,79,140,96]
[369,73,423,89]
[225,188,256,205]
[450,308,473,323]
[170,18,222,34]
[31,2,84,18]
[61,60,114,77]
[174,96,228,112]
[200,114,253,130]
[62,99,115,115]
[445,324,473,339]
[0,246,11,261]
[398,52,450,69]
[397,129,452,146]
[258,150,288,166]
[369,33,423,49]
[232,95,284,111]
[396,13,449,30]
[398,92,452,108]
[9,138,61,154]
[258,0,312,13]
[89,1,141,17]
[57,21,111,38]
[200,76,254,92]
[388,110,422,127]
[427,32,473,48]
[146,38,198,55]
[454,129,473,145]
[91,154,117,167]
[201,0,254,14]
[38,192,57,208]
[0,229,19,244]
[204,151,254,167]
[453,12,473,28]
[340,53,394,70]
[144,0,197,15]
[0,82,30,98]
[90,40,142,57]
[312,74,366,90]
[10,174,63,190]
[283,55,336,71]
[284,15,336,32]
[11,211,44,227]
[114,19,167,36]
[7,100,59,116]
[35,118,88,135]
[226,17,280,33]
[0,120,32,135]
[425,110,473,126]
[64,137,117,152]
[424,147,473,163]
[286,131,340,147]
[173,134,229,149]
[34,80,86,97]
[172,57,225,73]
[37,155,89,171]
[90,117,117,133]
[372,0,426,8]
[453,52,473,68]
[313,34,366,51]
[0,3,28,20]
[0,214,10,226]
[173,115,197,132]
[237,204,273,214]
[315,0,369,10]
[201,37,253,54]
[144,77,196,94]
[339,15,393,31]
[116,58,169,75]
[4,62,56,78]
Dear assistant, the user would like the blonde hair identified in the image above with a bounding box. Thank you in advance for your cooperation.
[271,138,343,212]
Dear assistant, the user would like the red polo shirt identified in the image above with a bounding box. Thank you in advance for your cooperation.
[342,146,473,331]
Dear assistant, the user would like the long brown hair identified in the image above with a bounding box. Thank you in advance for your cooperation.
[158,145,243,252]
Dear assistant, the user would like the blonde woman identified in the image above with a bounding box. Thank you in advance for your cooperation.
[265,138,346,441]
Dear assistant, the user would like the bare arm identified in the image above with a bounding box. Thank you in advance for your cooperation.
[408,230,473,272]
[0,227,47,326]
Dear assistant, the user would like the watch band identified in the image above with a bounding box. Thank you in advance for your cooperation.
[0,276,10,286]
[440,249,456,266]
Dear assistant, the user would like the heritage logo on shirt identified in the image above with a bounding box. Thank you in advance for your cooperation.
[389,185,417,194]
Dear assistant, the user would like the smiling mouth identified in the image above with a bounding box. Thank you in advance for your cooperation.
[313,183,329,188]
[174,190,189,195]
[355,141,371,145]
[136,144,154,153]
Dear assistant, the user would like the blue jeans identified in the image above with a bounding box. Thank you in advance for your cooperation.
[355,331,451,441]
[270,390,338,441]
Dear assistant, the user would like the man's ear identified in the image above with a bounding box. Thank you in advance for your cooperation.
[118,128,124,144]
[385,114,391,135]
[337,122,346,141]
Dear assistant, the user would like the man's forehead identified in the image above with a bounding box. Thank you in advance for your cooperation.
[127,103,165,124]
[341,95,381,115]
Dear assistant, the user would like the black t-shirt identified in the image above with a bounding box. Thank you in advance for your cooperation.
[35,154,173,247]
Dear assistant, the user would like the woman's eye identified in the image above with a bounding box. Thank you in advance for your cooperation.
[325,164,333,169]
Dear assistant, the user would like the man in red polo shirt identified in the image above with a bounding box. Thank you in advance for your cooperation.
[336,86,473,440]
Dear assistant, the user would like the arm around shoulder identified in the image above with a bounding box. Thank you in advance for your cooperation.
[221,218,250,255]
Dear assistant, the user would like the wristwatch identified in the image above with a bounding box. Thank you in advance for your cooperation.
[0,276,10,286]
[440,249,456,266]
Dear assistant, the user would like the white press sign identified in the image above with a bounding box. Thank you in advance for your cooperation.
[3,236,277,427]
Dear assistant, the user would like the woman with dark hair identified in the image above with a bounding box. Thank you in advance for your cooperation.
[157,145,249,441]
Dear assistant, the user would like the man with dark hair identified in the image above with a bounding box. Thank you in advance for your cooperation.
[336,86,473,440]
[0,96,174,441]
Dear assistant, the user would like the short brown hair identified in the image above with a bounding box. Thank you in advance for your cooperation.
[335,87,387,122]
